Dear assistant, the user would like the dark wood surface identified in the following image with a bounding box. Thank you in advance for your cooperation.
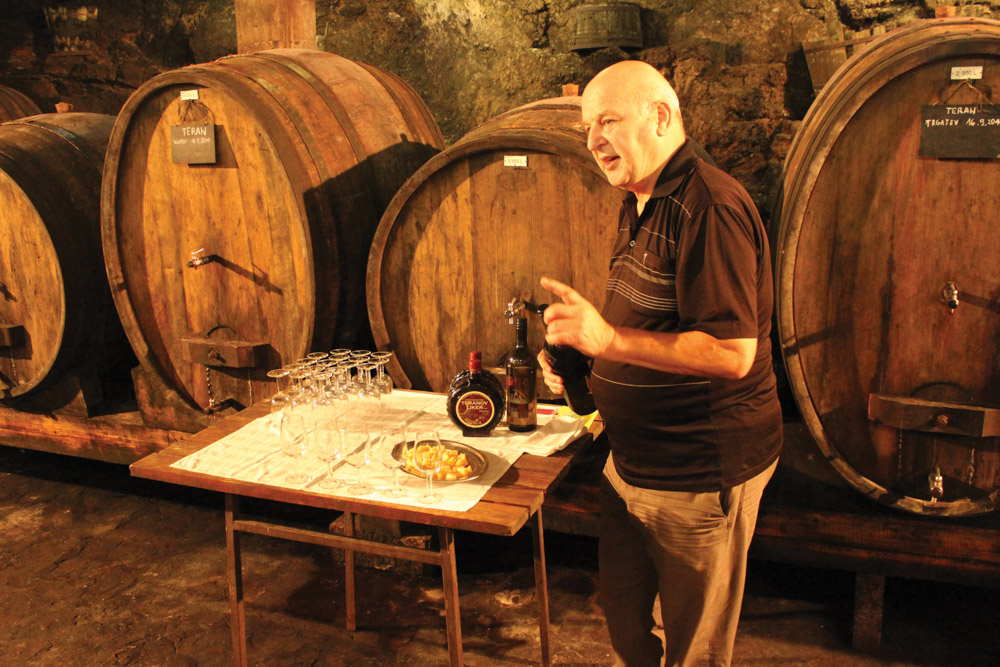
[130,400,588,537]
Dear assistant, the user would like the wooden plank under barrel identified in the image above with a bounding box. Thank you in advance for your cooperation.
[774,17,1000,516]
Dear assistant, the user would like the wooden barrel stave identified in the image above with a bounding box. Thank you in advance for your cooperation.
[368,98,622,393]
[0,84,42,122]
[102,50,443,429]
[0,113,127,409]
[776,18,1000,516]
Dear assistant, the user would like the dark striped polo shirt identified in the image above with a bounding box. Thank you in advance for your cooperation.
[590,139,782,491]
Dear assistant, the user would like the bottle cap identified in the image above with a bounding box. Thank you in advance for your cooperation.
[469,350,482,370]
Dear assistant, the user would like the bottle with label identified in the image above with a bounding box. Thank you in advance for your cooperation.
[505,317,538,432]
[447,351,505,437]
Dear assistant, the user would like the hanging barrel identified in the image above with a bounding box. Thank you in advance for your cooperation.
[101,49,444,431]
[0,112,129,411]
[775,18,1000,516]
[367,97,622,393]
[0,84,42,122]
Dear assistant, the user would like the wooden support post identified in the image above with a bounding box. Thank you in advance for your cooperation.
[235,0,317,53]
[852,573,885,651]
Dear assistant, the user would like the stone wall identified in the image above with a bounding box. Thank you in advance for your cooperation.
[1,0,998,219]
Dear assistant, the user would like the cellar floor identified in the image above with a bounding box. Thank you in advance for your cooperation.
[1,444,997,666]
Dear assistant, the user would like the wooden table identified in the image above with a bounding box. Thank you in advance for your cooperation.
[130,401,589,666]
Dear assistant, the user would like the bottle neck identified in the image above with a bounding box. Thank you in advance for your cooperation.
[514,318,528,347]
[468,351,483,371]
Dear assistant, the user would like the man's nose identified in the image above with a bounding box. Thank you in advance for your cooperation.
[586,125,603,151]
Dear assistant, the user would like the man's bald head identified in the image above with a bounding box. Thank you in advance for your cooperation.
[580,61,686,198]
[584,61,683,130]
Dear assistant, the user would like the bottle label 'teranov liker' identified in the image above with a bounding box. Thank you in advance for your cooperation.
[454,390,497,429]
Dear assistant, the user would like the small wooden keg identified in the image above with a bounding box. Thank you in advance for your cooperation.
[571,2,642,51]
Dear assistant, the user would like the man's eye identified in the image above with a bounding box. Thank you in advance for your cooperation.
[602,118,617,127]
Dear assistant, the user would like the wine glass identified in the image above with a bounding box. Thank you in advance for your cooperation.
[342,424,373,495]
[380,427,407,498]
[313,417,344,490]
[412,430,444,504]
[371,351,393,410]
[266,368,291,430]
[356,362,381,424]
[279,412,310,485]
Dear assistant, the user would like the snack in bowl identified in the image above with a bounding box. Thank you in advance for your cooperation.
[396,440,488,482]
[403,443,473,481]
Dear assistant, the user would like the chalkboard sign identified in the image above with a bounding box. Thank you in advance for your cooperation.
[170,122,216,164]
[919,105,1000,158]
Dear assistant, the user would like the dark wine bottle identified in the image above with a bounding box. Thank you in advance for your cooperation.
[447,351,505,437]
[505,318,538,432]
[543,342,596,416]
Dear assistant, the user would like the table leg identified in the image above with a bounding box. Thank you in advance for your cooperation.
[343,511,357,631]
[225,494,247,667]
[438,526,463,666]
[530,510,552,667]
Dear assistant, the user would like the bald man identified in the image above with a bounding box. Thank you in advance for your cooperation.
[539,61,782,666]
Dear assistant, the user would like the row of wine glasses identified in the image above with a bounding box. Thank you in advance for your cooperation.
[278,411,445,503]
[266,349,395,432]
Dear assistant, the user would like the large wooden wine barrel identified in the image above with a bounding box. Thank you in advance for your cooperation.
[0,112,129,412]
[0,84,41,122]
[101,49,444,431]
[775,18,1000,516]
[367,97,621,393]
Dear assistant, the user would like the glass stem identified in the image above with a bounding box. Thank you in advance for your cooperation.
[425,475,433,497]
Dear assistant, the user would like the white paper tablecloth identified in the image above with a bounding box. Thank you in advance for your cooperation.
[170,391,586,512]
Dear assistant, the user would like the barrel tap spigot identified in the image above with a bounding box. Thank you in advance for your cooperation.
[186,248,219,269]
[942,282,959,314]
[505,297,548,324]
[928,467,944,502]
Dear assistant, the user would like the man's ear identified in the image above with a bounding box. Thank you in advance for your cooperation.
[655,101,671,135]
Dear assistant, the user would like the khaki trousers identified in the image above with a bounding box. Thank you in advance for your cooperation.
[598,456,777,667]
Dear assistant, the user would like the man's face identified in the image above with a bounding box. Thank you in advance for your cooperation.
[581,82,661,196]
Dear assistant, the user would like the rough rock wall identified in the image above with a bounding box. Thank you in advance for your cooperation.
[314,0,1000,217]
[1,0,999,219]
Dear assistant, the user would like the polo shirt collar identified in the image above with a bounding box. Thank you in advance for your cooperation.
[622,138,699,223]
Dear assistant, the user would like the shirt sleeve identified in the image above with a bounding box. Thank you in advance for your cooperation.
[675,203,759,340]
